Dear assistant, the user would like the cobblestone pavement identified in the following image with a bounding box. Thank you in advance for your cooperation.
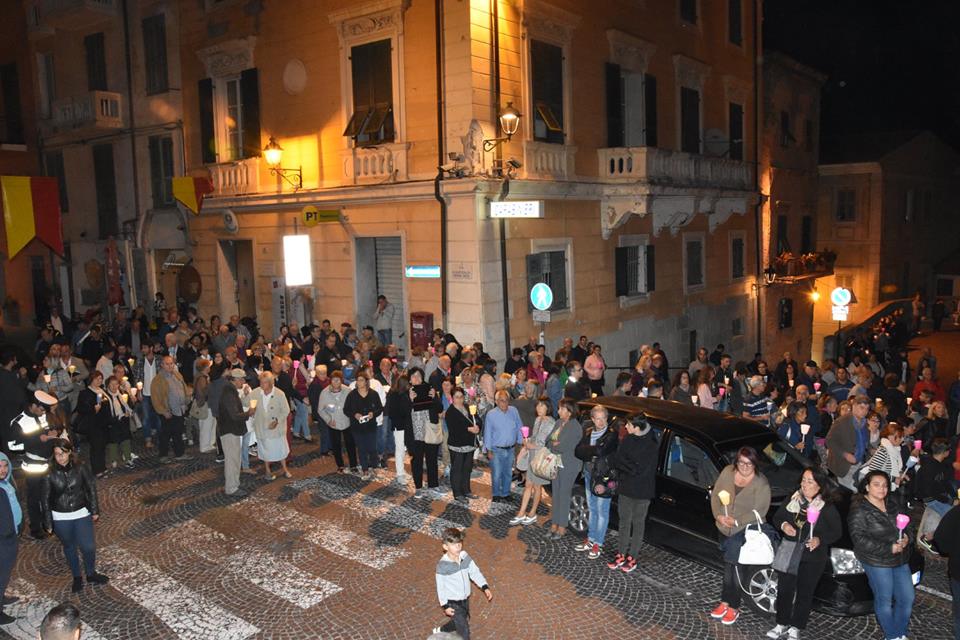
[1,439,954,640]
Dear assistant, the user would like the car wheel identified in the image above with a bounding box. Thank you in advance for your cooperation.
[740,565,778,617]
[568,493,589,534]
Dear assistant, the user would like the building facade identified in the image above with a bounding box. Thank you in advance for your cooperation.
[180,0,765,366]
[23,0,185,321]
[813,131,960,358]
[758,51,827,362]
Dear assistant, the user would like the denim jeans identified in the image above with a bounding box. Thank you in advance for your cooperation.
[489,447,514,497]
[52,515,97,578]
[354,427,378,471]
[951,577,960,640]
[861,562,915,640]
[240,430,252,469]
[141,397,160,441]
[291,399,310,438]
[583,470,612,547]
[377,416,391,456]
[377,329,392,347]
[317,418,332,454]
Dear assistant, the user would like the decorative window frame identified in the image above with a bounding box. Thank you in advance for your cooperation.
[529,236,575,315]
[674,54,710,153]
[329,0,409,149]
[729,230,746,283]
[196,37,257,163]
[617,233,651,308]
[521,0,580,145]
[606,29,656,75]
[682,231,706,294]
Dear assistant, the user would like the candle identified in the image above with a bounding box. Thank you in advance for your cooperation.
[691,395,699,405]
[788,379,795,388]
[137,381,143,390]
[718,386,726,397]
[122,376,129,382]
[806,505,821,540]
[249,399,258,409]
[129,387,137,398]
[895,514,910,542]
[246,349,252,356]
[43,374,51,383]
[876,397,882,406]
[800,423,811,436]
[455,375,462,385]
[121,393,129,404]
[717,489,731,517]
[293,360,300,369]
[521,426,530,439]
[813,382,821,392]
[724,376,730,385]
[591,393,598,398]
[341,359,347,366]
[68,364,76,374]
[468,404,477,416]
[128,358,135,367]
[913,440,922,451]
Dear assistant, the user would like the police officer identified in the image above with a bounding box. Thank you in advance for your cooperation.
[6,390,60,540]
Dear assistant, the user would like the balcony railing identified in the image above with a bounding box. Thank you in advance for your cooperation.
[522,141,576,180]
[346,142,409,183]
[51,91,122,131]
[598,146,753,191]
[771,251,837,284]
[208,158,260,197]
[39,0,117,29]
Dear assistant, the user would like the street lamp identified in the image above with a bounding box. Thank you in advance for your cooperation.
[809,288,821,303]
[483,102,522,152]
[762,266,778,285]
[263,136,302,191]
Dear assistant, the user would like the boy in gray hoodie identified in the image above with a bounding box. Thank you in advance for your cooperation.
[433,528,492,640]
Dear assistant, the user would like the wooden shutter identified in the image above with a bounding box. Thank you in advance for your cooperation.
[148,136,161,209]
[142,15,168,94]
[549,251,568,309]
[614,246,629,296]
[240,68,261,158]
[84,32,107,91]
[526,254,540,311]
[729,103,743,160]
[44,151,68,212]
[605,63,623,148]
[198,78,215,163]
[644,74,657,147]
[646,244,656,292]
[0,64,23,144]
[728,0,743,45]
[680,87,700,153]
[92,144,117,238]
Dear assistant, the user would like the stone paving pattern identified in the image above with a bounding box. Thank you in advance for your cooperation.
[2,436,954,640]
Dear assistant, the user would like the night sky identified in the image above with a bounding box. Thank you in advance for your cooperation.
[764,0,960,151]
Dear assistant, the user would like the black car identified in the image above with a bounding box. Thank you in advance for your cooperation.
[564,396,924,617]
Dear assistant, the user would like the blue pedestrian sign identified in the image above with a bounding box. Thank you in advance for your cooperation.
[530,282,554,311]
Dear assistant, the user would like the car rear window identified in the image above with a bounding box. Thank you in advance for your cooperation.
[721,435,809,496]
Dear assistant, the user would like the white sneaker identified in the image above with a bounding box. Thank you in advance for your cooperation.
[508,515,525,526]
[786,628,800,640]
[766,624,787,639]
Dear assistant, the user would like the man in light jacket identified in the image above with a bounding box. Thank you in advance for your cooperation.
[317,371,356,472]
[150,355,190,463]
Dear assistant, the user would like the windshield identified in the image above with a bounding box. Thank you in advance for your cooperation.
[721,434,809,497]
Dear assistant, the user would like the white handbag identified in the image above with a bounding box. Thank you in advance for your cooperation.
[738,510,775,566]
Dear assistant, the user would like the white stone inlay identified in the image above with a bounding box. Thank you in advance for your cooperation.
[2,580,105,640]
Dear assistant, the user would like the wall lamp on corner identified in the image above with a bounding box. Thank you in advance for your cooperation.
[482,102,522,152]
[263,137,302,191]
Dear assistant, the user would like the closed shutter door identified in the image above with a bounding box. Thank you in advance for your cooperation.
[374,237,404,345]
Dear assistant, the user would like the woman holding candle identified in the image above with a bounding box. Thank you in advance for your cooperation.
[848,470,916,640]
[75,372,110,478]
[668,370,695,405]
[444,386,480,502]
[778,402,816,459]
[510,397,555,525]
[103,376,134,470]
[709,446,771,626]
[696,366,719,410]
[767,468,841,639]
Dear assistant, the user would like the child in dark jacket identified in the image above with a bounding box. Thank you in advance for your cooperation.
[607,414,659,573]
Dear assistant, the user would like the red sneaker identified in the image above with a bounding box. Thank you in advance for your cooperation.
[587,543,602,559]
[607,553,626,570]
[709,603,728,619]
[721,608,739,625]
[620,556,637,573]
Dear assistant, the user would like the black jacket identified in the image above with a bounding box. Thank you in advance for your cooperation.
[385,391,412,432]
[610,430,658,500]
[41,461,99,530]
[317,347,342,373]
[445,405,477,448]
[343,389,383,432]
[913,455,954,504]
[847,493,915,568]
[933,505,960,579]
[574,424,619,463]
[771,499,842,565]
[217,387,248,437]
[564,379,590,403]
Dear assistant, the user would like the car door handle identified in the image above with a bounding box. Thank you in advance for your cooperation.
[660,494,676,505]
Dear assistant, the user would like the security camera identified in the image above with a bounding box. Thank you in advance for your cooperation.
[506,158,522,170]
[448,152,464,162]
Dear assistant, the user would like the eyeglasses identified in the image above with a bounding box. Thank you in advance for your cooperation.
[736,460,754,468]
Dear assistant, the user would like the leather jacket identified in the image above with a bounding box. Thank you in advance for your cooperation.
[41,461,99,531]
[847,493,914,568]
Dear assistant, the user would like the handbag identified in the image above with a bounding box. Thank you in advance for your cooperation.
[738,510,777,566]
[423,420,443,445]
[530,421,566,481]
[772,538,804,575]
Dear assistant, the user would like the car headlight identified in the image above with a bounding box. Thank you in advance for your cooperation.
[831,548,864,575]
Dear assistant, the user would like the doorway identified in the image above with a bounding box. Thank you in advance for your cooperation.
[217,239,256,319]
[355,236,405,349]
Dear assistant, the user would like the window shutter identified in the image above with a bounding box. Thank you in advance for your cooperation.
[605,63,623,148]
[92,144,117,239]
[643,74,657,147]
[148,136,161,209]
[198,78,215,164]
[526,254,540,311]
[549,251,568,309]
[142,15,168,94]
[681,87,700,153]
[645,244,656,292]
[84,32,107,91]
[240,68,261,158]
[614,246,629,296]
[0,64,24,144]
[728,102,744,160]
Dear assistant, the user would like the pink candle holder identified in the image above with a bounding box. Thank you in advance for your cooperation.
[895,514,910,542]
[913,440,922,451]
[521,426,530,439]
[806,505,820,540]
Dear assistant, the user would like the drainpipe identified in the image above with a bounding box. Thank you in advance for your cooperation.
[492,0,511,359]
[121,0,142,308]
[433,0,448,327]
[752,0,763,356]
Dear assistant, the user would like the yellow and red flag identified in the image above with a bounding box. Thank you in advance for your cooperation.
[172,176,214,215]
[0,176,64,258]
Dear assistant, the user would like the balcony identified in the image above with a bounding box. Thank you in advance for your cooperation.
[51,91,122,132]
[208,158,260,197]
[344,142,409,184]
[771,251,837,284]
[598,146,753,191]
[522,141,576,180]
[39,0,117,30]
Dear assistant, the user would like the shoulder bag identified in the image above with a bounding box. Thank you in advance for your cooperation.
[530,421,565,481]
[738,510,777,566]
[423,420,444,445]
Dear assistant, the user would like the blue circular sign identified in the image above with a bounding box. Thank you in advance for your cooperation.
[830,287,851,307]
[530,282,554,311]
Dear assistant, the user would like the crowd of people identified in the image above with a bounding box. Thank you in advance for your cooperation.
[1,302,959,639]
